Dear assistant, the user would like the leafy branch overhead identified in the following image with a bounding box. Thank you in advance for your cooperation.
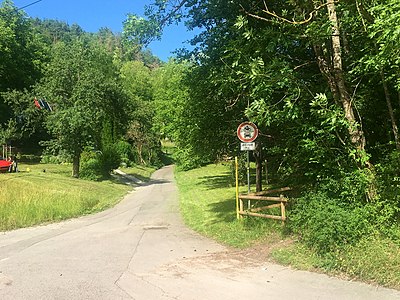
[122,0,189,48]
[240,2,331,25]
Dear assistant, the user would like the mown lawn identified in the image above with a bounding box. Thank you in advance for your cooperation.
[175,163,284,248]
[0,163,154,231]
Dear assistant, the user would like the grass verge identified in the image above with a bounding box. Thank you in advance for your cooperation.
[0,162,155,231]
[175,162,400,290]
[175,163,285,248]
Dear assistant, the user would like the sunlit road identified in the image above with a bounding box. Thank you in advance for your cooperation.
[0,165,399,299]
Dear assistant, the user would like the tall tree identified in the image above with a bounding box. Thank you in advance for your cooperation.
[120,60,161,165]
[36,39,127,177]
[0,0,45,139]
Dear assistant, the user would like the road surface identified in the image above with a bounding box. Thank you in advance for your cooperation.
[0,165,399,299]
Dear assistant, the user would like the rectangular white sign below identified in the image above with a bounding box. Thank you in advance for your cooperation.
[240,142,256,151]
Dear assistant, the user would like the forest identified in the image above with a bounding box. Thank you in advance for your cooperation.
[1,0,400,261]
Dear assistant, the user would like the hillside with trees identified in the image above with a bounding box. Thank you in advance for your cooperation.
[0,0,163,179]
[145,0,400,260]
[1,0,400,285]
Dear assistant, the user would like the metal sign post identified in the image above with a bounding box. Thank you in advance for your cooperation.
[246,151,251,194]
[237,122,259,195]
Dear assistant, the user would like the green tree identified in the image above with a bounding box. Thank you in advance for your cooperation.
[152,59,189,140]
[120,60,161,165]
[145,0,377,181]
[0,0,45,141]
[36,39,127,177]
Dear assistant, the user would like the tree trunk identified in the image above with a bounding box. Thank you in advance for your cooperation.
[326,0,367,154]
[254,141,263,192]
[381,71,400,149]
[137,143,146,165]
[72,152,80,178]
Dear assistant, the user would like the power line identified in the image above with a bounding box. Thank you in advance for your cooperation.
[17,0,43,11]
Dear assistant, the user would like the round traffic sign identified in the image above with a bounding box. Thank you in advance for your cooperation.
[237,122,258,143]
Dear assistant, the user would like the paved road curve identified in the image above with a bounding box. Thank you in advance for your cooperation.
[0,166,399,299]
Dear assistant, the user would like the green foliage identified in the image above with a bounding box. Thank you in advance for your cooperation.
[0,119,19,145]
[0,0,44,92]
[152,60,189,140]
[121,60,163,167]
[229,154,247,185]
[366,0,400,89]
[115,140,134,166]
[289,191,374,254]
[40,152,71,164]
[0,2,164,178]
[35,38,129,177]
[80,157,103,181]
[376,150,400,224]
[122,14,160,48]
[174,146,208,171]
[337,235,400,288]
[99,144,121,175]
[80,145,121,181]
[0,0,46,143]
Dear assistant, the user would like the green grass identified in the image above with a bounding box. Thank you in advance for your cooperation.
[175,162,400,290]
[336,235,400,288]
[175,163,284,248]
[0,163,135,231]
[119,165,157,182]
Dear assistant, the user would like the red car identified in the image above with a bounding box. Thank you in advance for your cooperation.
[0,159,12,173]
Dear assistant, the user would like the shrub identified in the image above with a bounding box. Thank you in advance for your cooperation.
[288,191,374,254]
[99,145,121,177]
[41,150,72,164]
[80,145,121,181]
[115,140,133,163]
[376,150,400,222]
[80,157,102,181]
[174,147,208,171]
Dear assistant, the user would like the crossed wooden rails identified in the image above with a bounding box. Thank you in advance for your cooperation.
[238,187,291,222]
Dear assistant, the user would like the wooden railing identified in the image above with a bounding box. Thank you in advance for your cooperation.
[238,187,291,222]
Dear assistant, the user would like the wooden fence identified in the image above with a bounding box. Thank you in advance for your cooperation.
[238,187,291,222]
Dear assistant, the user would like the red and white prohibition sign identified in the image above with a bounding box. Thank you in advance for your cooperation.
[237,122,258,143]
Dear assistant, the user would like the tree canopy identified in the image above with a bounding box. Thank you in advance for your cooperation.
[1,0,400,256]
[0,0,163,178]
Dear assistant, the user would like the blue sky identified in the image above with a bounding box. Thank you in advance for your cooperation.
[12,0,197,61]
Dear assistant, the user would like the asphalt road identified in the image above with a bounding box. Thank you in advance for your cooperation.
[0,165,399,300]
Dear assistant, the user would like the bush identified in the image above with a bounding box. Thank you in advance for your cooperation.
[19,154,40,163]
[41,151,72,164]
[99,145,121,176]
[376,150,400,222]
[288,191,374,254]
[115,140,133,164]
[80,157,102,181]
[174,147,208,171]
[80,145,121,181]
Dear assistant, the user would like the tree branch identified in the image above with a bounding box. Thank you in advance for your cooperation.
[159,0,189,27]
[241,2,332,25]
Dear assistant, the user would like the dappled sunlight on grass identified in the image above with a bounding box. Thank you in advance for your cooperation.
[175,163,282,248]
[175,163,400,289]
